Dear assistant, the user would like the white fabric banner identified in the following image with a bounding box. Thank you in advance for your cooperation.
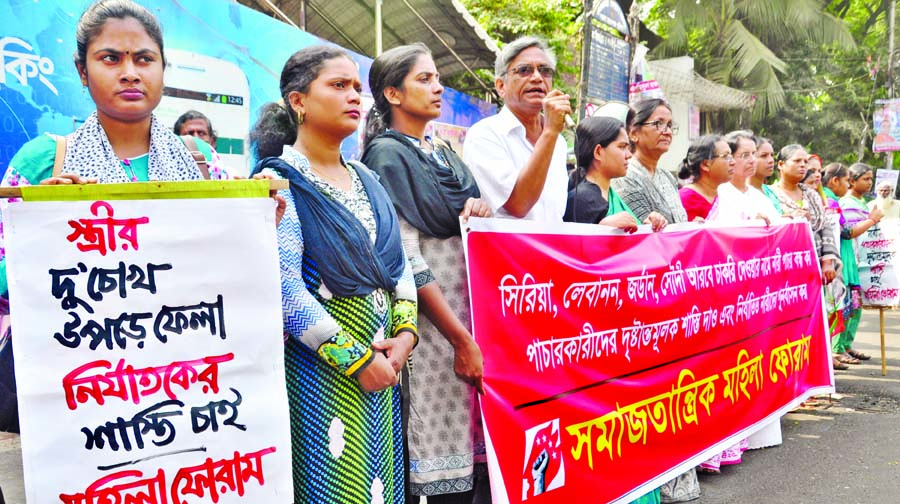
[4,197,293,503]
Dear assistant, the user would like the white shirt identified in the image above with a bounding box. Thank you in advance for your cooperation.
[708,182,781,222]
[463,106,568,221]
[870,198,900,220]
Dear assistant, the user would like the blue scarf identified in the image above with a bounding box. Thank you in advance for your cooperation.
[254,157,404,297]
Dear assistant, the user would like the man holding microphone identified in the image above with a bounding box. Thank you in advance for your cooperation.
[464,36,571,221]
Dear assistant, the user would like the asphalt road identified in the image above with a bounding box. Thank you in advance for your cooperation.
[696,308,900,504]
[3,309,900,503]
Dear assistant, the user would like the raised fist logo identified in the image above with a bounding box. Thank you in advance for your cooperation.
[522,419,565,500]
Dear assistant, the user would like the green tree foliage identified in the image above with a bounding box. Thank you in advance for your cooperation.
[645,0,854,118]
[452,0,584,101]
[753,0,894,166]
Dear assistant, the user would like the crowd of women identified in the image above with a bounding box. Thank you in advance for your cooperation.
[0,2,485,503]
[0,1,890,503]
[570,98,891,492]
[674,119,885,373]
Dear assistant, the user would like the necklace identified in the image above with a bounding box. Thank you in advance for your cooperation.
[120,158,138,182]
[310,164,349,185]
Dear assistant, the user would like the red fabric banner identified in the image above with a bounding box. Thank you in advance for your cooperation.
[465,220,834,503]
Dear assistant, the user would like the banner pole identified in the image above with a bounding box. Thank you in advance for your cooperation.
[881,307,887,376]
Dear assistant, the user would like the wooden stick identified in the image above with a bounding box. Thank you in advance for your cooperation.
[0,179,288,199]
[881,307,887,377]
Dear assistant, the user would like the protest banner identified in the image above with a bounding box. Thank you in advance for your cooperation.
[4,182,293,503]
[858,219,900,307]
[464,219,834,504]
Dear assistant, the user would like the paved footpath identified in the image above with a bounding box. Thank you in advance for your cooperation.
[697,307,900,503]
[3,309,900,503]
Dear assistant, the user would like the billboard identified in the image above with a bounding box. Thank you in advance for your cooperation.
[0,0,495,175]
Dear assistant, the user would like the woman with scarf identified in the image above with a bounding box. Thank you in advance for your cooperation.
[834,163,882,365]
[771,145,839,285]
[360,44,491,504]
[822,163,881,369]
[251,45,417,503]
[0,0,243,432]
[2,0,226,204]
[610,99,696,503]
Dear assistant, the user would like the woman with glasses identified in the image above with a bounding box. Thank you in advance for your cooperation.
[749,137,782,214]
[612,98,697,504]
[707,131,780,222]
[612,99,689,226]
[677,135,734,221]
[700,131,781,474]
[772,145,839,284]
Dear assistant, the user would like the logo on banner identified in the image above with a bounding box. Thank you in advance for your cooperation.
[522,418,565,500]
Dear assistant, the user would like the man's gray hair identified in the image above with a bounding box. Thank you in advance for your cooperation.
[494,36,556,78]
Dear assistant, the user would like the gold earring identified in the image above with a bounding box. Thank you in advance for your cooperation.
[294,108,305,126]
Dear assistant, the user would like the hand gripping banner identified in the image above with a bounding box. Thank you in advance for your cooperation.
[464,219,834,503]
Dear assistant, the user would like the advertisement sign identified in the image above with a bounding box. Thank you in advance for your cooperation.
[873,99,900,152]
[0,0,495,176]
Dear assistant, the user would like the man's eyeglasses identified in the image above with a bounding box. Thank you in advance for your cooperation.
[504,64,555,79]
[711,153,734,162]
[639,121,678,134]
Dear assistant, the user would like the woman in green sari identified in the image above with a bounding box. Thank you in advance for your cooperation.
[565,116,666,232]
[563,115,664,504]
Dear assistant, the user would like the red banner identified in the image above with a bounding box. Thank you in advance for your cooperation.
[464,220,834,503]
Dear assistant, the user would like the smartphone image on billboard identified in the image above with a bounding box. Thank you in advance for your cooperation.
[156,49,251,175]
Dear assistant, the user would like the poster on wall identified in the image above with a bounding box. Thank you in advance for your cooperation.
[0,0,494,176]
[873,99,900,153]
[689,105,701,140]
[5,185,293,502]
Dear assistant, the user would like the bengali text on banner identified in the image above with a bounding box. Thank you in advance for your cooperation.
[464,219,834,504]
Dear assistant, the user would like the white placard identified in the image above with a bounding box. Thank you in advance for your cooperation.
[858,219,900,306]
[4,196,293,503]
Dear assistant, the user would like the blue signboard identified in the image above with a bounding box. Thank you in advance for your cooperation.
[0,0,495,175]
[587,26,630,103]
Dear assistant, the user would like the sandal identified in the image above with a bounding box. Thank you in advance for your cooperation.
[837,353,861,365]
[847,349,872,361]
[832,356,850,370]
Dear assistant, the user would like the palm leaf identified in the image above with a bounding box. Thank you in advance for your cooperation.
[726,20,788,80]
